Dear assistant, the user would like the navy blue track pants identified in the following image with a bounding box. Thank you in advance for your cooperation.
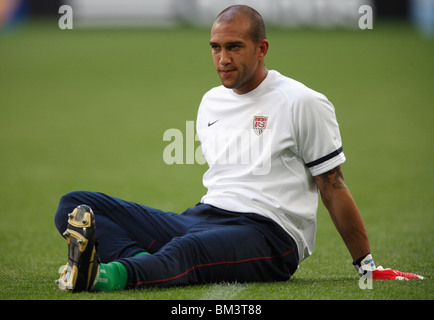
[54,191,299,289]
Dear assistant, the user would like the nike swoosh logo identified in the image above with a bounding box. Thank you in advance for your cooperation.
[208,120,219,127]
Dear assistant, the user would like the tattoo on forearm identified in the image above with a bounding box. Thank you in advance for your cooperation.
[314,166,346,190]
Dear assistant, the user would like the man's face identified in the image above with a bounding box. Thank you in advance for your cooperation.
[209,18,267,94]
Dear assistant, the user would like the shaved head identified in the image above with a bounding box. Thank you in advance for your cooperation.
[215,5,266,44]
[210,5,269,94]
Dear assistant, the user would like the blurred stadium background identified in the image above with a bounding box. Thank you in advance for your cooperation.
[1,0,434,34]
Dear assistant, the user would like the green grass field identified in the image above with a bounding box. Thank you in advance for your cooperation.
[0,19,432,301]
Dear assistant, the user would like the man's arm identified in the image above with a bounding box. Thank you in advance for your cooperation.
[314,165,424,280]
[313,165,370,262]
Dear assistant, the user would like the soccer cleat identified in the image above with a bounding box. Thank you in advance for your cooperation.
[55,205,100,292]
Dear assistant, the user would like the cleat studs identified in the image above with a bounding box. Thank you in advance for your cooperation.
[68,213,74,218]
[82,219,87,224]
[63,231,70,237]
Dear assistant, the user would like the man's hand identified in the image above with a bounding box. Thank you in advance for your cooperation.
[373,266,424,280]
[354,253,423,280]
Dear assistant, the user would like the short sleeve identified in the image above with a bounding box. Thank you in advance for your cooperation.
[293,91,346,176]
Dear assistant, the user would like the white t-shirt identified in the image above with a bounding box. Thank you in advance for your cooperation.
[196,70,346,262]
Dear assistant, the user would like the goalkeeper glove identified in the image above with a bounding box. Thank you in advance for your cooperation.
[353,253,424,280]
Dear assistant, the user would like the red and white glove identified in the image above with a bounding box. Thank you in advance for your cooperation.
[353,254,423,280]
[372,266,424,280]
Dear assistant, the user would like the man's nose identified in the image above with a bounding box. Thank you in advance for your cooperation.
[219,49,231,65]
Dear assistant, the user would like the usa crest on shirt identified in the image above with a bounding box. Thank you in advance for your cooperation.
[253,116,268,136]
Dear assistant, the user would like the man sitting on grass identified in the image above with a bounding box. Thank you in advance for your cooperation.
[55,5,422,292]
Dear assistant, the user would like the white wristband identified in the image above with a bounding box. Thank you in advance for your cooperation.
[354,253,376,276]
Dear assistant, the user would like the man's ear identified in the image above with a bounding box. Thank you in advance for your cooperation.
[257,39,269,60]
